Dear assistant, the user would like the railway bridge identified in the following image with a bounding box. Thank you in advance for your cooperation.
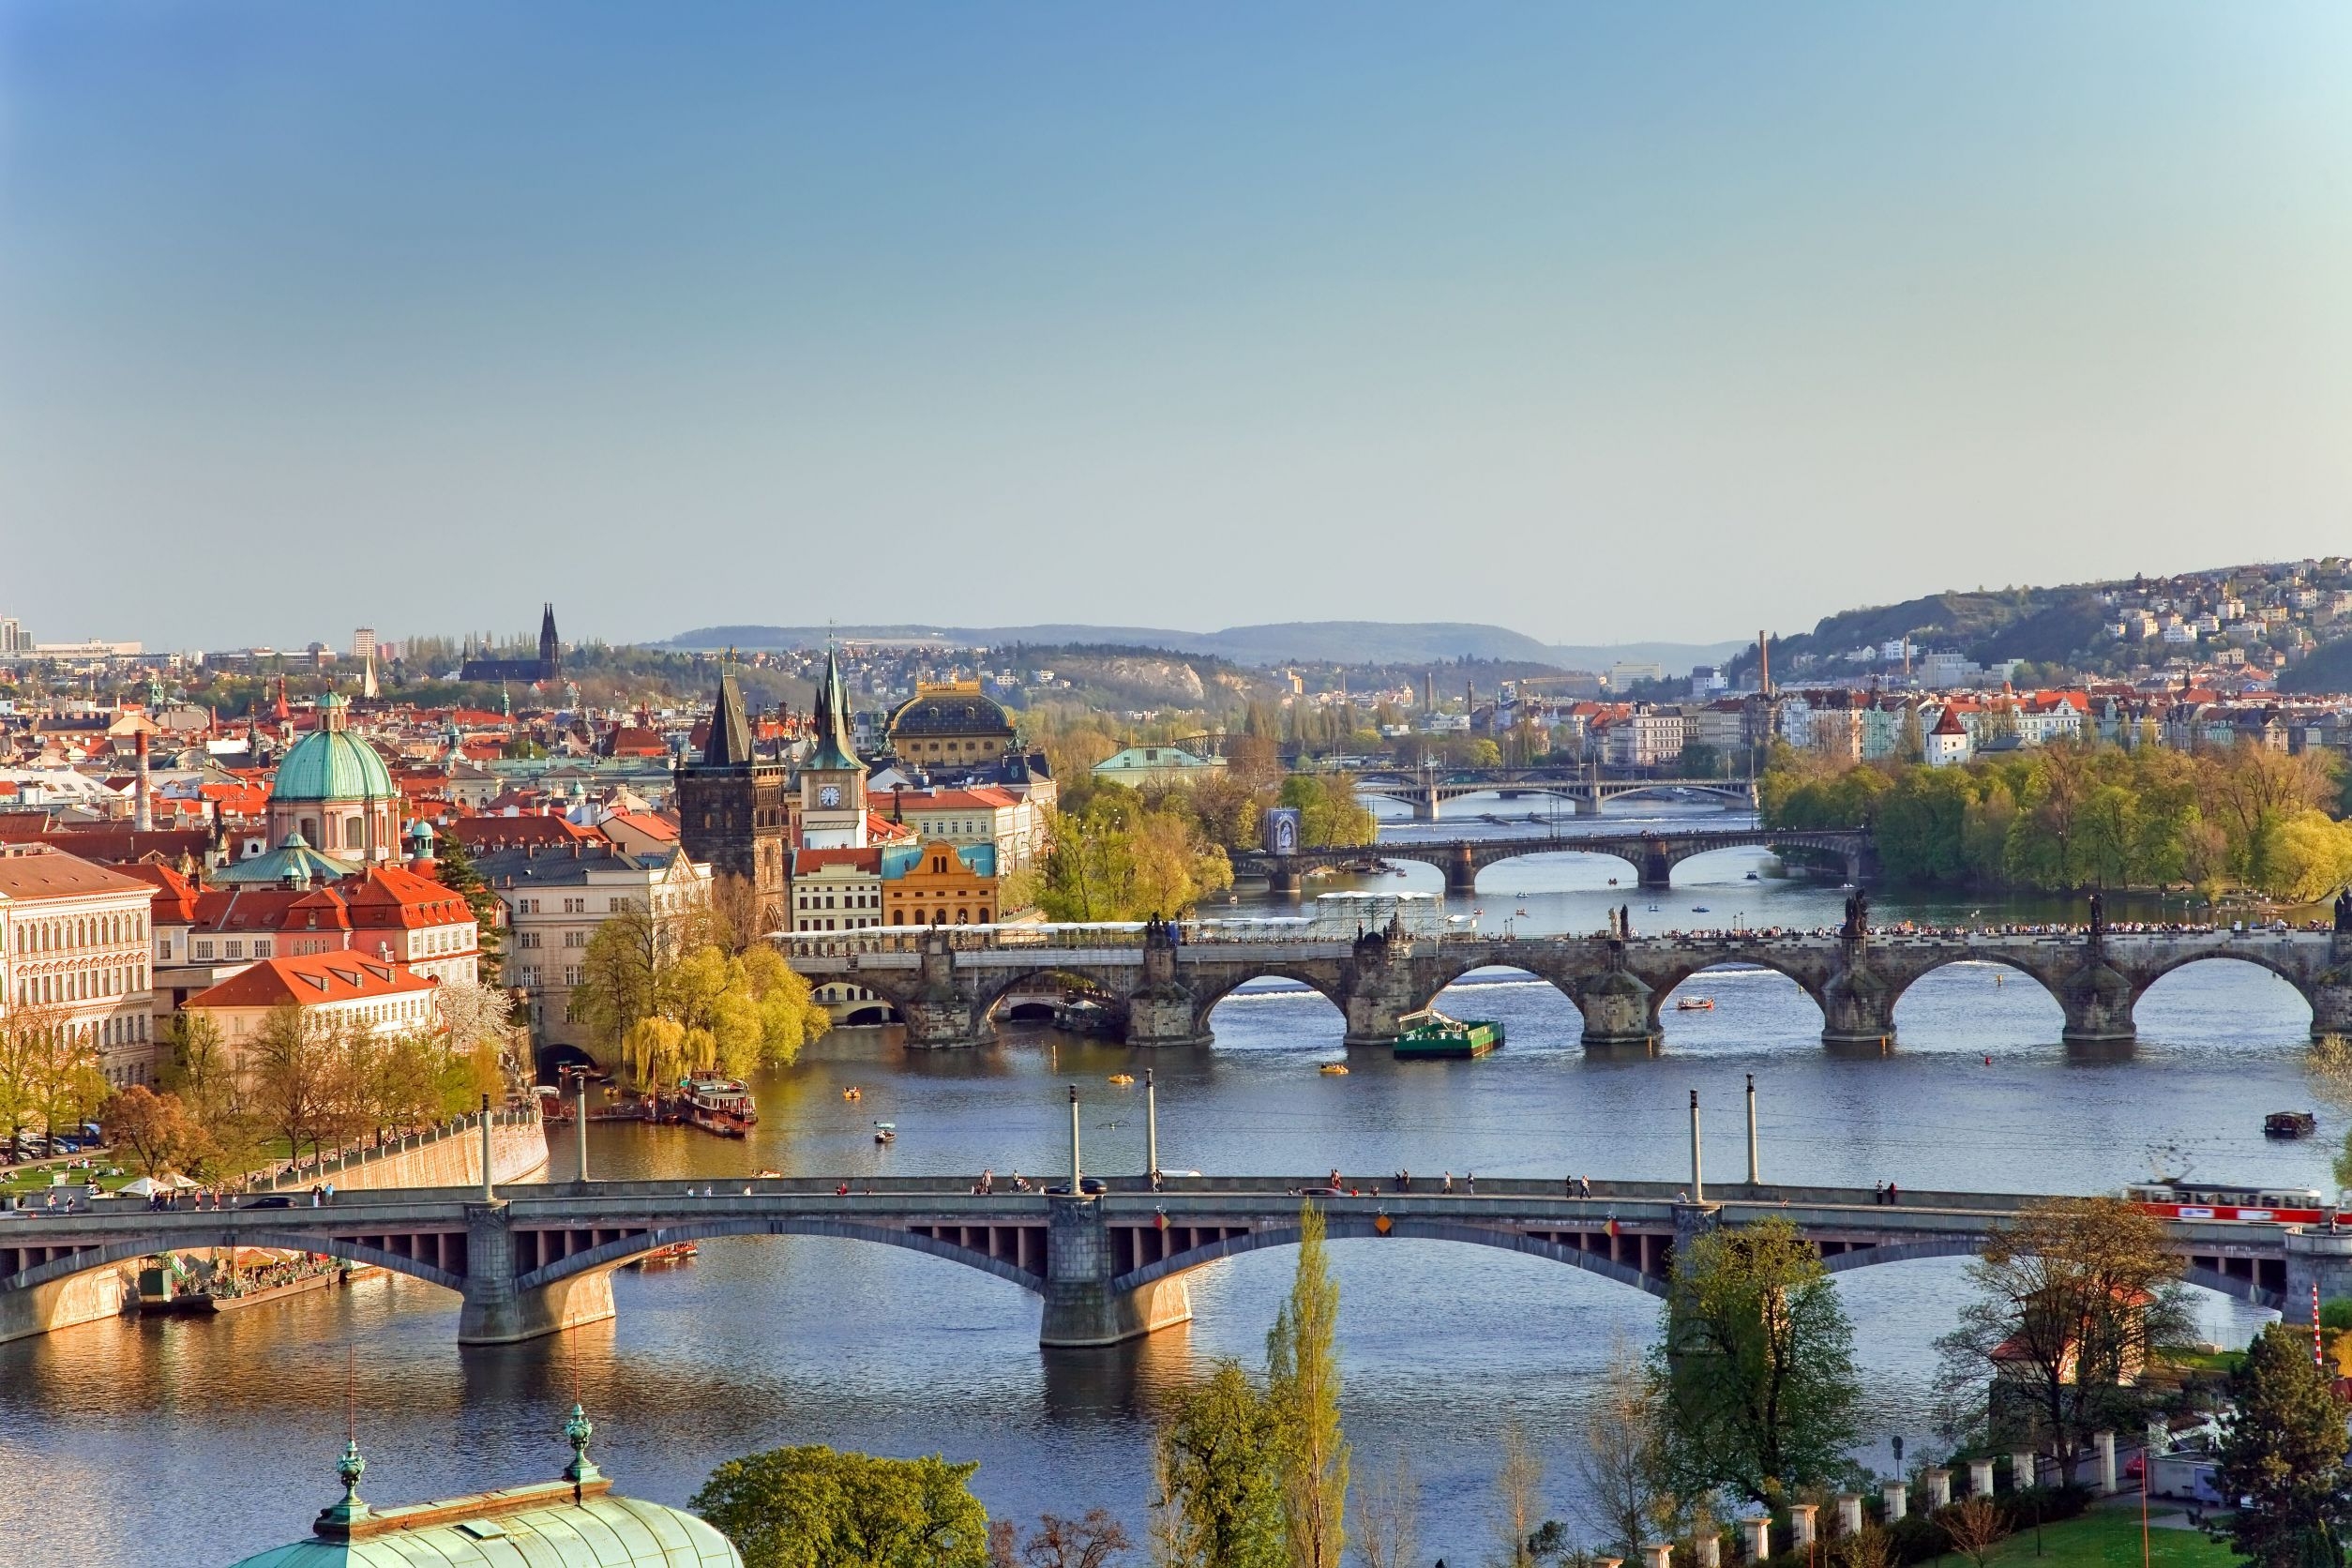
[784,919,2352,1049]
[1348,766,1756,822]
[1231,826,1875,895]
[5,1174,2334,1349]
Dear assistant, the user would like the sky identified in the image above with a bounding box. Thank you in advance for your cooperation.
[3,3,2349,655]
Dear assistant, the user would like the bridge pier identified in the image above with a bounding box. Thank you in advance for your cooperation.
[1265,858,1302,897]
[1636,848,1673,891]
[1411,792,1442,822]
[2311,937,2352,1038]
[1038,1196,1192,1348]
[1444,844,1480,897]
[1819,947,1894,1051]
[2058,959,2136,1046]
[1127,926,1213,1047]
[1578,965,1661,1050]
[2284,1230,2352,1311]
[902,930,993,1048]
[456,1203,618,1346]
[0,1259,135,1346]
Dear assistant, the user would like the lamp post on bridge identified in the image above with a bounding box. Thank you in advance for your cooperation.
[1746,1073,1759,1186]
[1069,1085,1082,1190]
[1145,1068,1159,1178]
[1689,1089,1704,1202]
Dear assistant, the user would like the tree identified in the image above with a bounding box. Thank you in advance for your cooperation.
[1267,1202,1348,1568]
[2209,1322,2352,1568]
[0,1001,64,1150]
[99,1085,199,1177]
[1935,1197,2192,1464]
[246,1003,349,1163]
[692,1444,990,1568]
[1490,1420,1547,1568]
[1656,1214,1862,1506]
[1154,1362,1288,1568]
[1942,1496,2006,1568]
[1569,1334,1673,1556]
[1014,1512,1132,1568]
[430,831,505,983]
[1679,743,1724,781]
[1349,1454,1417,1568]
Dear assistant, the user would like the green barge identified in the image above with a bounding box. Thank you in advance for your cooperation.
[1393,1010,1504,1060]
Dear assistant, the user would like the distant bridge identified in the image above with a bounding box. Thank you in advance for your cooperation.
[1346,766,1758,822]
[784,921,2352,1049]
[1231,826,1874,895]
[6,1173,2330,1349]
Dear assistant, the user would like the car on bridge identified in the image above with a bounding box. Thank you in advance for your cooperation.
[1045,1177,1107,1196]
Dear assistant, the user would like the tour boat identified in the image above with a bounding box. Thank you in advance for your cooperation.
[1676,998,1714,1012]
[1393,1010,1503,1060]
[679,1077,757,1138]
[2263,1111,2318,1139]
[626,1241,700,1269]
[874,1122,897,1144]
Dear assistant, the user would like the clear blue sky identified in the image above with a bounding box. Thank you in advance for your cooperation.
[4,3,2347,653]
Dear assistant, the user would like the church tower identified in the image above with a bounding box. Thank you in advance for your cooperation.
[676,668,790,932]
[798,649,867,849]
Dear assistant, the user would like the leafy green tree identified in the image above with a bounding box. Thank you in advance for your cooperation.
[1036,786,1234,922]
[2209,1323,2352,1568]
[692,1444,990,1568]
[1277,774,1377,851]
[429,831,505,983]
[1655,1214,1862,1506]
[1933,1198,2192,1463]
[1154,1363,1288,1568]
[1267,1202,1348,1568]
[1678,743,1723,781]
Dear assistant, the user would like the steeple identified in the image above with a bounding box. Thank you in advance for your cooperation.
[704,668,754,767]
[807,647,861,772]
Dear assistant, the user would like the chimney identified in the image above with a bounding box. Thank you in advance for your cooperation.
[1758,630,1772,698]
[133,731,153,833]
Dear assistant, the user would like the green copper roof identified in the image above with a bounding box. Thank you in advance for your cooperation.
[211,833,362,887]
[273,729,397,803]
[226,1493,741,1567]
[805,648,862,772]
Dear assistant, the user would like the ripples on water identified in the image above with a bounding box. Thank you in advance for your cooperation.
[0,808,2315,1563]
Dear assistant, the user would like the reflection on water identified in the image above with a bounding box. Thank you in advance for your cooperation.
[0,815,2316,1563]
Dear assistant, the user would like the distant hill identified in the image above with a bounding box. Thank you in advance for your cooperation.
[666,621,1744,674]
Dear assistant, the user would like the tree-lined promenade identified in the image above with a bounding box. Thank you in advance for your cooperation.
[1764,738,2352,904]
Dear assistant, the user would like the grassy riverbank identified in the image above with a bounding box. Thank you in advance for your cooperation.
[1984,1504,2238,1568]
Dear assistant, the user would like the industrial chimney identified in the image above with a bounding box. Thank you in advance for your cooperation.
[133,730,154,833]
[1757,630,1772,698]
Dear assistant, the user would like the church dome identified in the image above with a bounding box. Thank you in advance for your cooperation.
[274,695,396,804]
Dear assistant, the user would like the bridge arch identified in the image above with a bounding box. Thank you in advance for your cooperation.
[520,1216,1048,1298]
[1880,952,2072,1025]
[1645,955,1832,1026]
[1886,957,2067,1049]
[2,1230,467,1301]
[2127,953,2316,1039]
[1188,967,1356,1037]
[1108,1216,1668,1299]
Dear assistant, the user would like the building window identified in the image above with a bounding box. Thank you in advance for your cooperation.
[194,940,213,960]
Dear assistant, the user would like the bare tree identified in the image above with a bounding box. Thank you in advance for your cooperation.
[1019,1511,1133,1568]
[1352,1452,1419,1568]
[1942,1497,2006,1568]
[1835,1528,1896,1568]
[1570,1334,1673,1557]
[1492,1421,1546,1568]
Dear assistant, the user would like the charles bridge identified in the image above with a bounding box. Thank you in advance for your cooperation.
[1344,765,1757,821]
[783,917,2352,1050]
[1230,826,1875,895]
[6,1168,2338,1349]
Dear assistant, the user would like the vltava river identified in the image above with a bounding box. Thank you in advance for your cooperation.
[0,805,2319,1564]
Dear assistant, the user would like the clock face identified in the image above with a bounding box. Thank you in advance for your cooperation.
[819,785,841,808]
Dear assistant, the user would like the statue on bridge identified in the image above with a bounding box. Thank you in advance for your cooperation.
[1840,888,1870,941]
[2088,891,2107,942]
[2335,888,2352,933]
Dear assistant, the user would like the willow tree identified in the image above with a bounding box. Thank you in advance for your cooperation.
[1656,1214,1861,1506]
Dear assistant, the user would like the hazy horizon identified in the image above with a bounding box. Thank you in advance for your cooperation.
[5,4,2347,652]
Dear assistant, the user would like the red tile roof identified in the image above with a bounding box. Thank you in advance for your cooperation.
[187,951,437,1010]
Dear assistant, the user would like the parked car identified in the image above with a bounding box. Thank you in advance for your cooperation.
[1045,1178,1107,1196]
[241,1195,294,1209]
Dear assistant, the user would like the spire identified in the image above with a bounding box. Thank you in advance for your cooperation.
[704,671,754,767]
[807,647,862,771]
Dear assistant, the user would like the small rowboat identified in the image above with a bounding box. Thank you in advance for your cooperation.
[1676,998,1714,1012]
[1319,1063,1350,1076]
[1107,1073,1135,1086]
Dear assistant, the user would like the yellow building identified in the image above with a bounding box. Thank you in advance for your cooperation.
[883,839,998,927]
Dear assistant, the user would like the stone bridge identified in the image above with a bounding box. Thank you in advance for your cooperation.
[1348,766,1757,822]
[1232,827,1875,895]
[6,1174,2331,1349]
[785,922,2352,1049]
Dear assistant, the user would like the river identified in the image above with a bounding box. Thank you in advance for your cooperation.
[0,802,2328,1565]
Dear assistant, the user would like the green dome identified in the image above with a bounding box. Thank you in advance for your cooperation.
[274,721,395,803]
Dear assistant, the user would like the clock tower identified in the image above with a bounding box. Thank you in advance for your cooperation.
[799,648,867,849]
